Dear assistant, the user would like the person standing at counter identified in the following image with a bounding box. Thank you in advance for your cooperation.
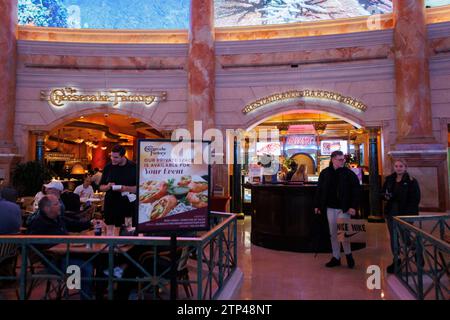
[314,150,361,268]
[381,159,420,274]
[291,164,308,182]
[99,145,137,227]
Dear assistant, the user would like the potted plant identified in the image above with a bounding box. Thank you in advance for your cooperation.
[11,161,53,196]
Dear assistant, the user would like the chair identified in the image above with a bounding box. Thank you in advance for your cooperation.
[137,247,193,299]
[18,250,65,300]
[0,243,18,287]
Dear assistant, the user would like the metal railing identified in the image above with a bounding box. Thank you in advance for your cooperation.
[393,214,449,300]
[0,212,238,300]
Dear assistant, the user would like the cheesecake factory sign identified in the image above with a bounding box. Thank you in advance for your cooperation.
[242,90,367,114]
[40,87,167,109]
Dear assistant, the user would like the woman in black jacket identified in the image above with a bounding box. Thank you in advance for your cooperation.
[381,159,420,273]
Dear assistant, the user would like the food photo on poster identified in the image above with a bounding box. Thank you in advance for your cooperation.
[137,140,211,233]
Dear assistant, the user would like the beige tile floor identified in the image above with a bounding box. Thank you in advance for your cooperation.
[232,216,400,300]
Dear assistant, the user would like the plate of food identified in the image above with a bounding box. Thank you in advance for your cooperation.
[186,191,208,208]
[139,181,168,203]
[186,175,208,193]
[150,195,177,220]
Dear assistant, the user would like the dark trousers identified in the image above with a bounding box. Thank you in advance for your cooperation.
[386,215,415,261]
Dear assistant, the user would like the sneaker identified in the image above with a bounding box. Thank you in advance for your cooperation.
[346,254,355,269]
[325,257,341,268]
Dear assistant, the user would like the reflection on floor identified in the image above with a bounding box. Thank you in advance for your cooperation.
[232,216,399,300]
[0,216,403,300]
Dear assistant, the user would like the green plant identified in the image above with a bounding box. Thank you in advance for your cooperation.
[11,161,54,196]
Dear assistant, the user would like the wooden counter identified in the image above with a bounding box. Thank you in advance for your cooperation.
[246,183,365,253]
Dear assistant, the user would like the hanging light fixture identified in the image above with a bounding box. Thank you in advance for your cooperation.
[70,162,85,175]
[314,113,327,135]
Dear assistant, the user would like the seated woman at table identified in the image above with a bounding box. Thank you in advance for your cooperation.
[28,195,105,299]
[74,176,94,200]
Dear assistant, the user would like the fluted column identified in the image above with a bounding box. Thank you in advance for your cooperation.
[187,0,216,134]
[0,0,20,182]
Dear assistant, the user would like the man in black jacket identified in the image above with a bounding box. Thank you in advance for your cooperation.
[28,195,93,236]
[314,151,361,268]
[28,195,103,299]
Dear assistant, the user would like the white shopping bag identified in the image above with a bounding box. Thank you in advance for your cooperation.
[336,218,367,243]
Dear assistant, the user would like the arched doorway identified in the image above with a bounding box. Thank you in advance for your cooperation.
[36,113,165,180]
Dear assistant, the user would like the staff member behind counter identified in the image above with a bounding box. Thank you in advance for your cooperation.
[99,145,137,227]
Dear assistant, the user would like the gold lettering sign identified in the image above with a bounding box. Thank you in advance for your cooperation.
[41,87,167,109]
[242,90,367,114]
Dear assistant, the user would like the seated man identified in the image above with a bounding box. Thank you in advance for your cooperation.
[74,177,94,200]
[0,187,21,234]
[26,181,66,227]
[28,195,102,299]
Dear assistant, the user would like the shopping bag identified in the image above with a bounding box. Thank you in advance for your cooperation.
[336,218,367,243]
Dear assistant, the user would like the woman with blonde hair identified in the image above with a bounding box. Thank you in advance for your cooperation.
[381,158,421,274]
[291,164,308,182]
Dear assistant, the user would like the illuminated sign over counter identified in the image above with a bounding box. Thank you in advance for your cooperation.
[40,87,167,109]
[242,90,367,114]
[285,135,316,148]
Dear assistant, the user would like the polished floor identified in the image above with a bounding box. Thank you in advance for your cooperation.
[232,216,399,300]
[0,216,403,300]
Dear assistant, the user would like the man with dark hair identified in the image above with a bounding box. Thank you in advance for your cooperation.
[0,187,21,234]
[99,145,137,226]
[0,186,18,203]
[314,150,361,269]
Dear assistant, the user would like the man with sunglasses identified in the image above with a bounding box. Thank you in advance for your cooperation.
[314,150,361,269]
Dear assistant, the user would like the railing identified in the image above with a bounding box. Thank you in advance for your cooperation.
[0,212,237,300]
[393,215,449,300]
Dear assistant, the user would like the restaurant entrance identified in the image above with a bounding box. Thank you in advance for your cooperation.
[32,113,167,179]
[238,110,378,216]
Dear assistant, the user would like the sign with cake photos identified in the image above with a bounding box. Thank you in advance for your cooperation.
[137,140,210,233]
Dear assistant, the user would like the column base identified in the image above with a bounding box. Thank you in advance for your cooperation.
[388,146,448,212]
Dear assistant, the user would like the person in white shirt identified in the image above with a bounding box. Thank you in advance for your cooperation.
[74,176,94,200]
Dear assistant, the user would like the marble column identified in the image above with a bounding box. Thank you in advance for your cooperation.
[391,1,448,211]
[393,0,434,145]
[187,0,216,134]
[0,0,20,183]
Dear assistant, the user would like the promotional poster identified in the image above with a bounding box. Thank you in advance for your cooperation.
[137,140,210,233]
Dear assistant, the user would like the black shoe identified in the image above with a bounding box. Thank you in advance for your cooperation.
[325,257,341,268]
[387,259,401,274]
[346,254,355,269]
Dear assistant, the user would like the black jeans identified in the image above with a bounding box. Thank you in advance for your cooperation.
[386,215,415,260]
